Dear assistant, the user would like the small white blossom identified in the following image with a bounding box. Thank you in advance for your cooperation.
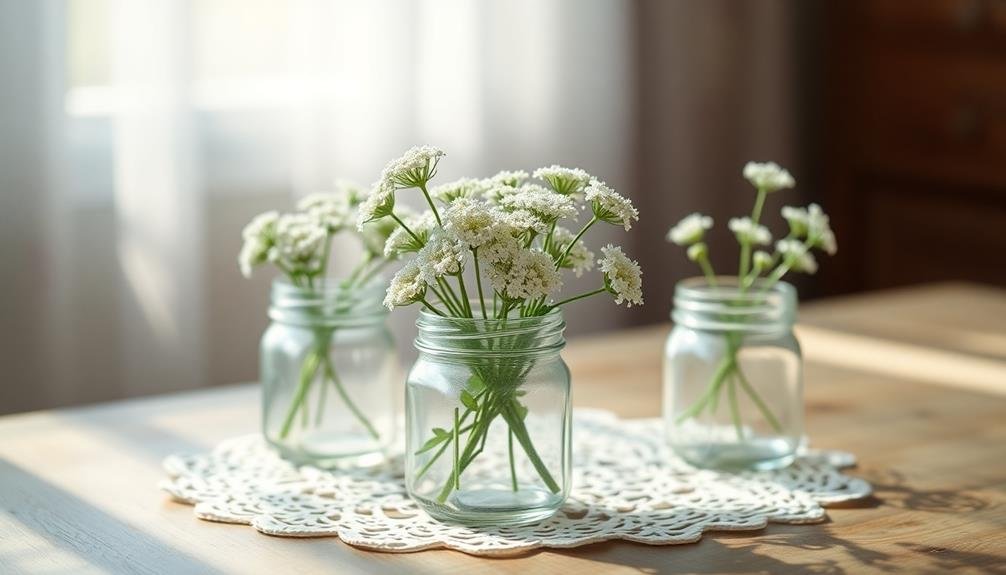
[753,250,774,272]
[378,145,446,189]
[781,205,811,237]
[488,250,562,301]
[686,242,708,263]
[478,224,523,266]
[384,259,427,310]
[500,184,577,223]
[238,211,279,278]
[417,231,466,282]
[297,193,352,231]
[430,177,489,204]
[743,161,795,193]
[481,182,521,204]
[533,165,591,195]
[777,239,818,274]
[384,210,436,257]
[728,217,772,246]
[356,182,396,228]
[501,208,551,235]
[598,245,644,307]
[782,204,837,255]
[272,213,328,273]
[443,198,499,249]
[489,170,529,188]
[667,213,713,246]
[549,226,595,277]
[585,180,639,231]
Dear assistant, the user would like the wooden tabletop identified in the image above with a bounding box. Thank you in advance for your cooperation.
[2,282,1005,574]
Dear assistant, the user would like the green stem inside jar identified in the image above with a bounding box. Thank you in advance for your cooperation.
[277,328,382,443]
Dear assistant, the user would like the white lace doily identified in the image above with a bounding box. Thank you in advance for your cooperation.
[160,410,871,556]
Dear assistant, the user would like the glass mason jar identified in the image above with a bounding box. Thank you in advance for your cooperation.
[664,277,803,471]
[405,309,572,526]
[261,278,399,468]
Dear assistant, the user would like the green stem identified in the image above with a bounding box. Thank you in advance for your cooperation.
[452,407,460,490]
[390,212,421,244]
[739,188,768,279]
[279,349,323,439]
[735,365,784,433]
[418,183,442,226]
[473,248,488,319]
[319,232,334,279]
[420,298,447,317]
[555,216,597,270]
[727,373,744,440]
[675,355,735,424]
[697,254,718,287]
[549,287,607,309]
[501,401,560,493]
[508,429,518,491]
[322,355,380,441]
[455,273,473,317]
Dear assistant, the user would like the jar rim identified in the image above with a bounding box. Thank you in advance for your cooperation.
[269,276,388,327]
[672,276,796,333]
[415,305,566,360]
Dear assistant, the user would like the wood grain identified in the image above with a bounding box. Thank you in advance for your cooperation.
[1,282,1005,574]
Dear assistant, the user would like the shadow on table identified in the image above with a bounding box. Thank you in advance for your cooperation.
[858,468,989,514]
[0,457,225,575]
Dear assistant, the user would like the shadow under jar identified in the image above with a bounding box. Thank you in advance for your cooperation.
[664,277,803,471]
[406,309,572,526]
[262,278,399,468]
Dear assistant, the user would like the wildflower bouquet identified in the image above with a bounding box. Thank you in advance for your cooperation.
[364,146,642,508]
[240,181,399,457]
[666,162,836,439]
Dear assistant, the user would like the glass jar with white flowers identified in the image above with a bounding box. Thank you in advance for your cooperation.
[664,162,837,471]
[362,146,644,525]
[239,182,401,467]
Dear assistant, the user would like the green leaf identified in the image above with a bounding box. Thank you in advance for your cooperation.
[414,428,451,455]
[466,373,485,395]
[460,390,479,411]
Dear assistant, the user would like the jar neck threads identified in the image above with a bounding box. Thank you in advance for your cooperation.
[672,277,796,334]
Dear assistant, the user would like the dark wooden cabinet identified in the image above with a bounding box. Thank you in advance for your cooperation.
[821,0,1006,294]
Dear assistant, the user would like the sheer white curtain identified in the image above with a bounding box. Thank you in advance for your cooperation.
[1,0,632,413]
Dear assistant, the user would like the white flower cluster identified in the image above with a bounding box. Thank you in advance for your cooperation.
[297,193,352,232]
[443,198,501,249]
[238,211,279,278]
[728,217,772,246]
[500,184,577,223]
[431,178,490,204]
[239,177,398,286]
[585,180,639,231]
[417,231,467,281]
[550,226,595,277]
[598,245,644,307]
[782,203,837,255]
[356,183,396,228]
[384,259,427,309]
[776,239,818,274]
[373,146,644,316]
[378,145,446,190]
[743,161,795,193]
[667,213,713,246]
[487,250,562,301]
[384,210,435,258]
[533,165,591,196]
[490,170,529,188]
[272,213,328,271]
